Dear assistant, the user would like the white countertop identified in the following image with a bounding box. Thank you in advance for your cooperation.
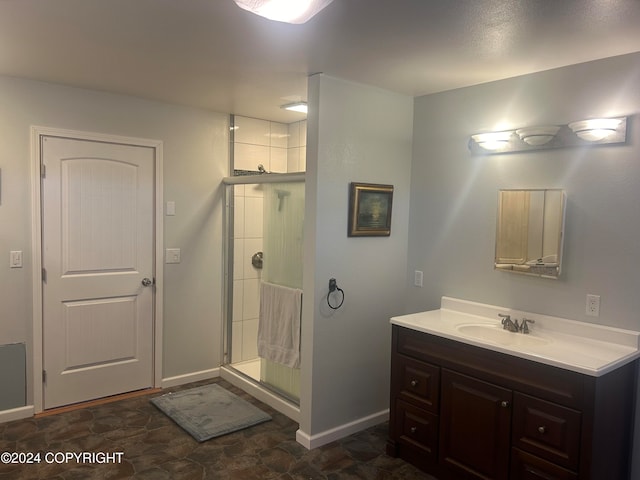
[391,297,640,377]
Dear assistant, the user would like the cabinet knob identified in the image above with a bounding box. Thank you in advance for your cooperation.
[410,379,419,387]
[410,426,417,434]
[538,426,546,434]
[500,400,510,408]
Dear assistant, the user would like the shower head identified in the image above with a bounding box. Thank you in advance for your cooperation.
[275,189,290,211]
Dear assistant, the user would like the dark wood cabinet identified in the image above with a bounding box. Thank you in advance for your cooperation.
[440,369,512,480]
[387,325,638,480]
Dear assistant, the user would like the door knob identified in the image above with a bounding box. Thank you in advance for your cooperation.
[141,277,153,287]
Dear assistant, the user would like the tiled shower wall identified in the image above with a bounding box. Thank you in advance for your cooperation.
[231,116,306,363]
[233,116,307,173]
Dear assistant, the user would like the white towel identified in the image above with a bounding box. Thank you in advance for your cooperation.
[258,282,302,369]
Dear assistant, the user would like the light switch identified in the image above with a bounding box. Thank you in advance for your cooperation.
[165,248,181,264]
[166,201,176,216]
[10,251,22,268]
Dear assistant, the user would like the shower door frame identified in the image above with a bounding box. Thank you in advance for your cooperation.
[221,173,305,381]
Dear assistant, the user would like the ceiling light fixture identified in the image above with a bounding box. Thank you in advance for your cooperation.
[568,118,623,142]
[281,101,308,114]
[515,126,560,146]
[232,0,335,24]
[471,131,514,151]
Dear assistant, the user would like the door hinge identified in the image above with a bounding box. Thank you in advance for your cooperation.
[42,268,47,283]
[41,164,46,178]
[42,370,47,383]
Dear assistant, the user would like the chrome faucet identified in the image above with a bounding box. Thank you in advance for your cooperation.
[520,317,535,334]
[499,314,519,332]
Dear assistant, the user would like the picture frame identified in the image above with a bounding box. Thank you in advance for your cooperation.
[348,182,394,237]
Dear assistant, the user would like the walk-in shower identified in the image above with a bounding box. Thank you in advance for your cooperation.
[221,172,304,419]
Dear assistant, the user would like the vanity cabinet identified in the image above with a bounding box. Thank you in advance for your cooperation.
[387,325,638,480]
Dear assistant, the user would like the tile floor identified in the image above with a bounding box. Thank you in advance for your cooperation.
[0,378,436,479]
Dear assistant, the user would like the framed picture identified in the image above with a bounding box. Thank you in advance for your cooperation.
[348,182,394,237]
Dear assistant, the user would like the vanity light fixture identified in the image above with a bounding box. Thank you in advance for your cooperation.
[515,126,560,146]
[281,101,308,114]
[469,116,627,155]
[232,0,334,24]
[470,131,514,151]
[568,118,623,142]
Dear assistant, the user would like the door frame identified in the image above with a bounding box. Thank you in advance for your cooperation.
[30,126,164,413]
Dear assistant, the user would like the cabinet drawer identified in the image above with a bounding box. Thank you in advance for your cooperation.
[512,392,581,470]
[394,354,439,412]
[511,448,578,480]
[395,399,438,466]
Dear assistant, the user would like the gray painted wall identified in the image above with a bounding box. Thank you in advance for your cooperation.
[300,74,413,436]
[0,76,227,403]
[407,52,640,477]
[0,343,26,410]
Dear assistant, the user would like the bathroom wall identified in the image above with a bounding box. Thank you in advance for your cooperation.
[407,52,640,476]
[300,74,413,442]
[0,75,228,409]
[0,344,26,410]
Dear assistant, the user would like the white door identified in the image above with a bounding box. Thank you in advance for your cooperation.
[41,136,155,409]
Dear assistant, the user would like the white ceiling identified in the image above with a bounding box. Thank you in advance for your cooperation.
[1,0,640,123]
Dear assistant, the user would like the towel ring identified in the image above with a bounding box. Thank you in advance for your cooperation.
[327,278,345,310]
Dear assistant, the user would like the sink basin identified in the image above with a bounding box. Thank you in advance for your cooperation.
[456,323,551,347]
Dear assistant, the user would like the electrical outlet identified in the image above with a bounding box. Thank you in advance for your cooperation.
[586,294,600,317]
[414,270,424,287]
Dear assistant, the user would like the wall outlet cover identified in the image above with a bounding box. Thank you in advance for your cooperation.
[414,270,424,287]
[586,294,600,317]
[165,248,181,264]
[10,251,22,268]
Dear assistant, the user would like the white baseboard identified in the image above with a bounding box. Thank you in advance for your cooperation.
[0,405,35,424]
[296,409,389,450]
[1,368,221,425]
[161,368,220,388]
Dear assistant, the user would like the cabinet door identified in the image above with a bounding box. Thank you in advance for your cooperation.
[440,369,512,480]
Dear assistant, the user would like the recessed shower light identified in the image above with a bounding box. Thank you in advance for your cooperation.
[281,102,308,114]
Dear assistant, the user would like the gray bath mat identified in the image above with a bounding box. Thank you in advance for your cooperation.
[150,383,271,442]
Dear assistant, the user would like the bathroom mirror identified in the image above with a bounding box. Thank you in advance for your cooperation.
[495,189,566,278]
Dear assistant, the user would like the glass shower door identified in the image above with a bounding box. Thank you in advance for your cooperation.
[260,182,304,401]
[224,179,304,403]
